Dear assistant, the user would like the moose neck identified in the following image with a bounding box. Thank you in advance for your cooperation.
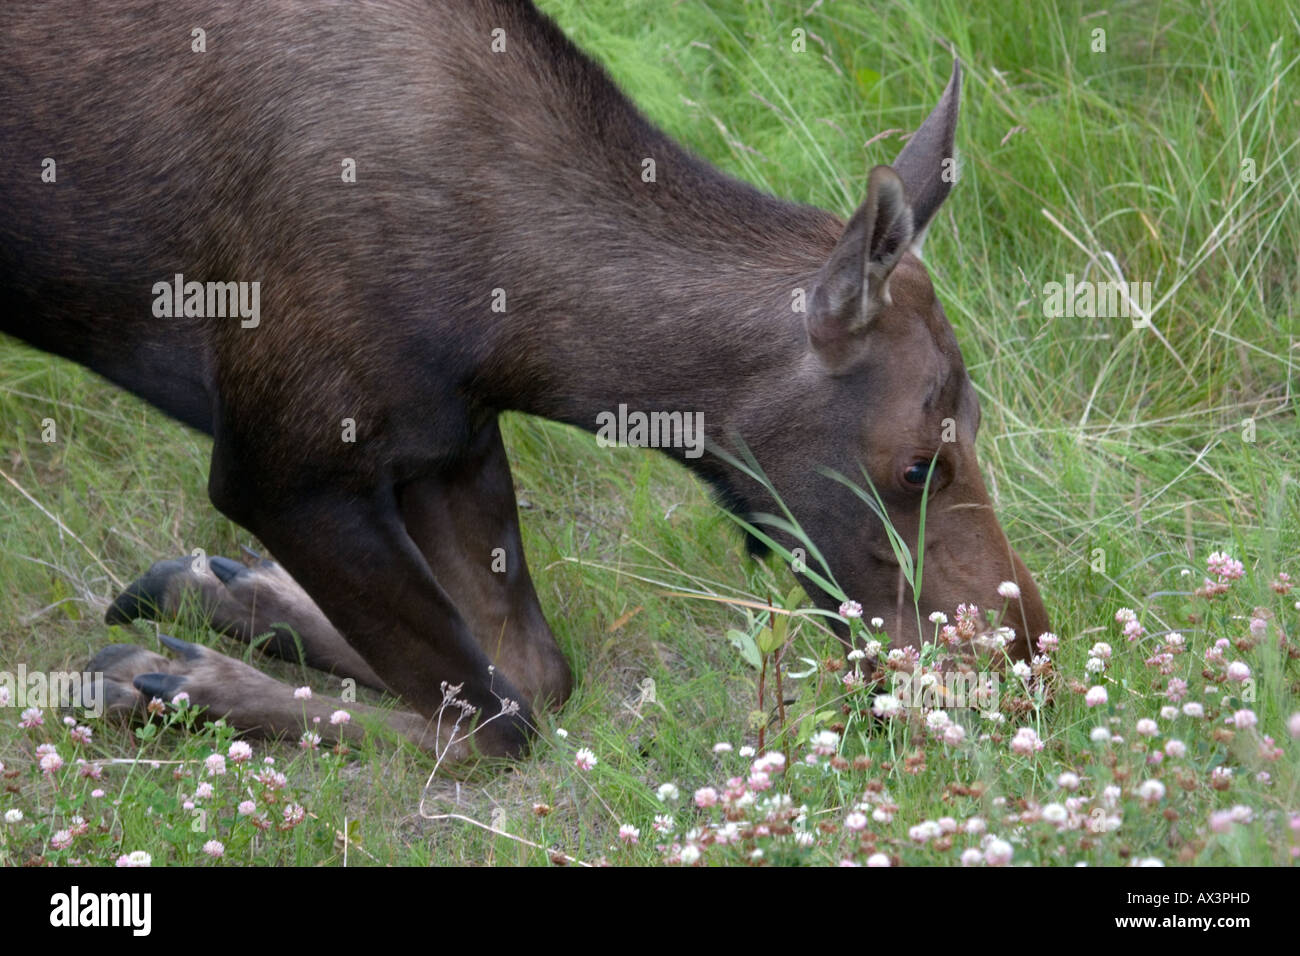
[468,9,844,462]
[495,141,843,459]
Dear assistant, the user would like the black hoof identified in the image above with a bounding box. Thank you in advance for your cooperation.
[133,672,188,701]
[87,643,153,672]
[159,632,205,661]
[104,557,189,625]
[208,555,246,584]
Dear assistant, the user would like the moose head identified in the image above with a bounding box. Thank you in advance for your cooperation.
[717,63,1050,660]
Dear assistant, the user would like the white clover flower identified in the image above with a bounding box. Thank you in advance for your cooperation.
[983,838,1013,866]
[1137,780,1166,803]
[871,694,902,718]
[926,710,952,732]
[810,730,839,756]
[1041,803,1068,826]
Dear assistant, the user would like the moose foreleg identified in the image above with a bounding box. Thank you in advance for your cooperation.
[397,421,573,712]
[107,553,387,691]
[85,637,458,755]
[219,484,535,759]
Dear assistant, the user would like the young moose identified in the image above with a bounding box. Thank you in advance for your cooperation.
[0,0,1050,759]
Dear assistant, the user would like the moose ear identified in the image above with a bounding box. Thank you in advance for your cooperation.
[891,59,961,257]
[806,165,913,370]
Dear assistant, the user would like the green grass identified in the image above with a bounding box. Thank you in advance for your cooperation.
[1,0,1296,866]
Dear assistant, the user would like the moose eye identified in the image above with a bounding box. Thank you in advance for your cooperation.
[903,460,933,486]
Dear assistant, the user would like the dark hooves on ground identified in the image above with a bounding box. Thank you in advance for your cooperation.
[104,557,189,625]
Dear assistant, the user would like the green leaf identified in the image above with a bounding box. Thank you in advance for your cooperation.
[854,67,881,97]
[758,608,787,654]
[796,714,813,745]
[726,628,762,670]
[784,585,804,611]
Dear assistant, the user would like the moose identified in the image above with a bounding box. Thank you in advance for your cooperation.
[1,0,1049,760]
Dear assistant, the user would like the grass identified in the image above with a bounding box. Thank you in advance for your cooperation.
[1,0,1297,866]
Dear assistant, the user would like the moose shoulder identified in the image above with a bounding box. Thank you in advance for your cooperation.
[0,0,1049,758]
